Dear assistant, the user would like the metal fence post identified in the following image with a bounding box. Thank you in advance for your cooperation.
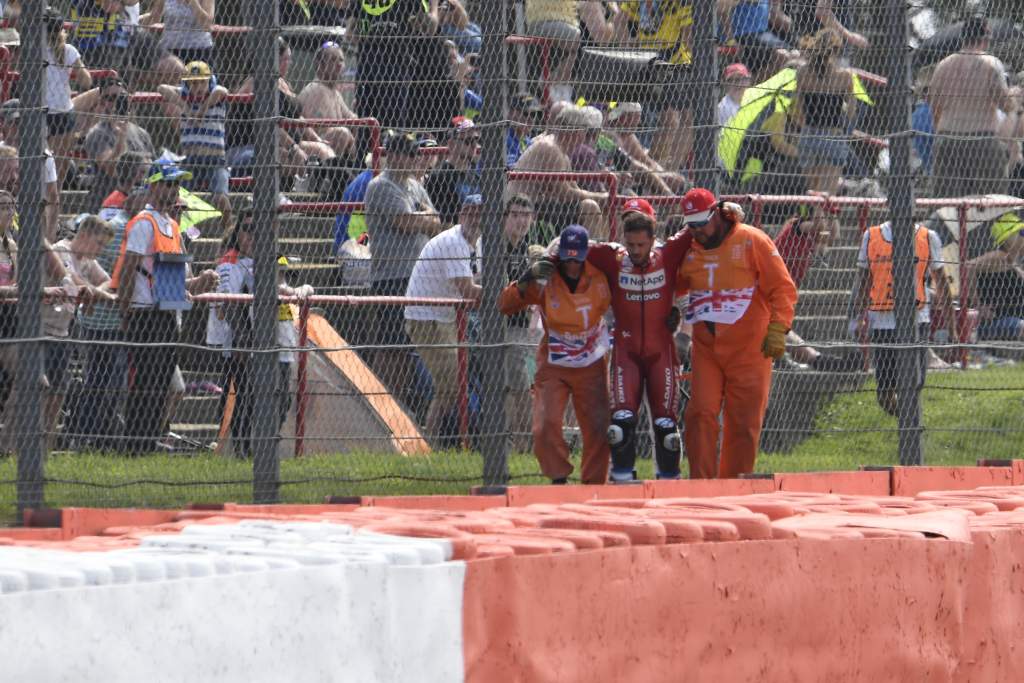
[248,0,282,502]
[14,1,46,517]
[882,0,922,466]
[691,0,719,193]
[479,0,510,487]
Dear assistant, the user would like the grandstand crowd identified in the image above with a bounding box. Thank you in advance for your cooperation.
[0,1,1019,469]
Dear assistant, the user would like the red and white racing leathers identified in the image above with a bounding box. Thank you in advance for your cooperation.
[586,230,693,478]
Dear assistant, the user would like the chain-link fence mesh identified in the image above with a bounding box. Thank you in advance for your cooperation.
[0,0,1022,520]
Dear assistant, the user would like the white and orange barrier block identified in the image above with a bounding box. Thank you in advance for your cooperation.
[4,471,1024,681]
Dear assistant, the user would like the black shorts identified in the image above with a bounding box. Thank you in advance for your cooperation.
[871,324,930,392]
[371,278,412,347]
[46,111,76,136]
[45,339,72,393]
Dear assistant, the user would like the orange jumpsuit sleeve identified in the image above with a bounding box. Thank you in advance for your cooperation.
[751,228,798,330]
[498,280,543,316]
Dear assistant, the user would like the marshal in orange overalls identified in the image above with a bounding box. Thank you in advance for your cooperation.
[498,262,612,484]
[676,223,797,478]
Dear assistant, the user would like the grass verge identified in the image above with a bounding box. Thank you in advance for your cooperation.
[2,364,1021,524]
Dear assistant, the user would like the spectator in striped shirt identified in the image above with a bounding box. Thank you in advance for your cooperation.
[158,60,231,226]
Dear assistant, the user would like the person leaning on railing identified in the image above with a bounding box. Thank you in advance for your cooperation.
[0,189,76,455]
[44,216,117,453]
[509,104,607,240]
[403,193,483,447]
[65,184,150,452]
[498,224,612,484]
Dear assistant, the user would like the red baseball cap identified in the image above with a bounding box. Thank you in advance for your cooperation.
[681,188,718,225]
[620,197,656,219]
[723,62,751,81]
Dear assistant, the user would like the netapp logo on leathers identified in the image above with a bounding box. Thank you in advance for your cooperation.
[618,270,666,291]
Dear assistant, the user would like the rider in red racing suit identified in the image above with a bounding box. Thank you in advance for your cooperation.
[585,199,693,480]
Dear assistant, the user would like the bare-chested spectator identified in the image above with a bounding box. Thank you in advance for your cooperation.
[929,15,1015,198]
[510,104,606,233]
[236,38,338,176]
[297,41,357,160]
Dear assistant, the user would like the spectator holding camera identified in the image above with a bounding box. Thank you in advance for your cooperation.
[83,78,155,213]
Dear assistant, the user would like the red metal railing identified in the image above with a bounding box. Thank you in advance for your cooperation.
[193,292,475,457]
[615,193,1024,368]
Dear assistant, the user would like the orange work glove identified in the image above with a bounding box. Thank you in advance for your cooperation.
[761,322,788,360]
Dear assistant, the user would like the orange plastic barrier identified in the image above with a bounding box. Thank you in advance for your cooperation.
[776,470,891,496]
[462,538,971,682]
[890,466,1014,497]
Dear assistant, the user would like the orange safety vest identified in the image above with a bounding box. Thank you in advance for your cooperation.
[866,224,930,312]
[110,210,184,291]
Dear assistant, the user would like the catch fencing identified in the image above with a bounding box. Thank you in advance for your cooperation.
[0,0,1022,518]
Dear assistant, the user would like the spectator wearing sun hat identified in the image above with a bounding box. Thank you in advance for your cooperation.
[110,159,220,454]
[605,102,690,195]
[404,193,484,443]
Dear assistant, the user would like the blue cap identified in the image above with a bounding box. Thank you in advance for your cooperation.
[558,224,589,261]
[461,193,484,208]
[146,160,193,184]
